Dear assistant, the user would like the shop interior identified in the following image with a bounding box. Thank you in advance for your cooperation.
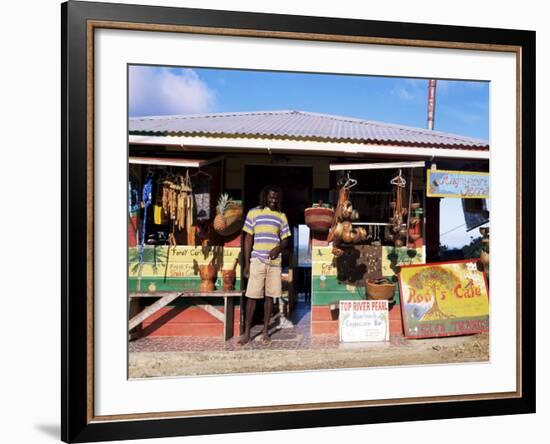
[128,147,439,334]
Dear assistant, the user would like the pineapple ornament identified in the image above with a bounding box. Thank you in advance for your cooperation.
[213,193,231,233]
[213,193,244,236]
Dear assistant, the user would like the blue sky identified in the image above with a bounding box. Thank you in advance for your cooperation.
[129,65,490,247]
[129,65,489,140]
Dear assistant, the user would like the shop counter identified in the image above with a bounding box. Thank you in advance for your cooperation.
[129,290,244,340]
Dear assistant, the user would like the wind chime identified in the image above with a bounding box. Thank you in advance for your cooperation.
[161,171,193,246]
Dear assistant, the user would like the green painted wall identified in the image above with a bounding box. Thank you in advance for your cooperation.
[311,246,425,307]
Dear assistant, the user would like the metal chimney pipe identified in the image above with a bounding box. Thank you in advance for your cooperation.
[427,79,437,130]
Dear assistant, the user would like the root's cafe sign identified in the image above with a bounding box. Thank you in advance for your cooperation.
[427,169,489,198]
[398,260,489,338]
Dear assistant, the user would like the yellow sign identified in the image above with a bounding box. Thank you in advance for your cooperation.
[311,247,337,277]
[399,260,489,338]
[427,169,489,198]
[129,246,241,277]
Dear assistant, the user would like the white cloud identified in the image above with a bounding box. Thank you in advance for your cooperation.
[440,105,484,124]
[405,78,425,87]
[129,66,216,116]
[390,78,426,101]
[390,86,415,101]
[436,80,450,93]
[437,79,488,96]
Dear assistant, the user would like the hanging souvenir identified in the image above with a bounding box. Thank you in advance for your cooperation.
[389,169,407,247]
[328,172,366,244]
[213,193,244,236]
[157,171,193,246]
[153,174,168,225]
[191,170,211,221]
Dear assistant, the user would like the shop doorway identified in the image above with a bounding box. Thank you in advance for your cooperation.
[243,165,312,229]
[243,165,313,325]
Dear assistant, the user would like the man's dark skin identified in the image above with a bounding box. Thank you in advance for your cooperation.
[238,190,289,345]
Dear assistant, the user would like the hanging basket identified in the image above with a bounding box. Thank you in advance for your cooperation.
[365,279,396,300]
[305,206,335,232]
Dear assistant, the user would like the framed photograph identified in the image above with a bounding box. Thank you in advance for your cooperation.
[62,0,535,442]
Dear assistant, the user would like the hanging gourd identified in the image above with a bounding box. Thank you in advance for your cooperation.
[328,172,366,244]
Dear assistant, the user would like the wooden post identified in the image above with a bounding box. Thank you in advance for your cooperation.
[425,196,441,262]
[224,296,235,341]
[239,247,246,336]
[406,168,414,246]
[128,297,143,340]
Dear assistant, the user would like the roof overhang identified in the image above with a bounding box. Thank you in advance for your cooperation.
[330,161,426,171]
[129,156,207,167]
[129,135,490,160]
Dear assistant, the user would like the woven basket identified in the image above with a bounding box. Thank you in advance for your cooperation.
[305,207,335,232]
[365,279,396,300]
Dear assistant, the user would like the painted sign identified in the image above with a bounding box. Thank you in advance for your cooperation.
[128,246,241,278]
[128,246,242,294]
[311,246,337,277]
[339,300,390,342]
[399,260,489,338]
[427,169,489,198]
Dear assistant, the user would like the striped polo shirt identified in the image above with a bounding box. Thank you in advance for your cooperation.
[243,206,291,266]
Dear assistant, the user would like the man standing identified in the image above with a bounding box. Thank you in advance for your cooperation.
[238,185,291,345]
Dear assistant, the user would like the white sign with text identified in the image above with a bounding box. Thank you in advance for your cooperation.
[339,300,390,342]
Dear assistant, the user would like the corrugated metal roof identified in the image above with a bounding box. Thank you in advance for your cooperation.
[129,110,489,150]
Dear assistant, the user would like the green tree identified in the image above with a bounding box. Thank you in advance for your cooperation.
[408,267,460,320]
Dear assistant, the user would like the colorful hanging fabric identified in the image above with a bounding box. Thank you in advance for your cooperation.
[128,177,140,247]
[128,177,140,214]
[138,176,153,266]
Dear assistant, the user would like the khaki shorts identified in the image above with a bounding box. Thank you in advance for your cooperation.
[245,258,282,299]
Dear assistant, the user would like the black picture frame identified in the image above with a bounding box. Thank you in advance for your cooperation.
[62,1,536,442]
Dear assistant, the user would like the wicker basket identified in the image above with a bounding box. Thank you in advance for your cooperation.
[305,206,335,232]
[365,279,396,300]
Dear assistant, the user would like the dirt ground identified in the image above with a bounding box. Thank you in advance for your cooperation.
[129,333,488,378]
